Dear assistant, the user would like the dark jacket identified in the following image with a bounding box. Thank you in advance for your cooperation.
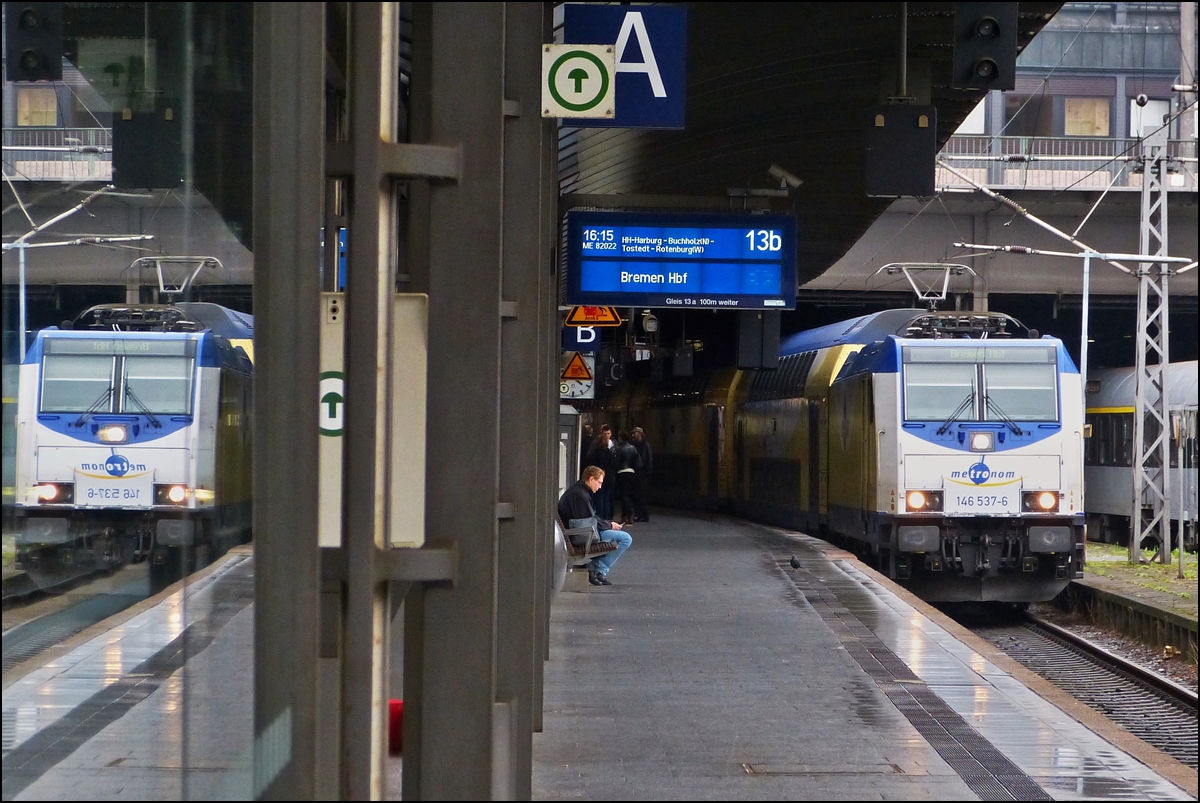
[584,440,618,478]
[633,438,653,474]
[557,480,612,531]
[616,441,641,472]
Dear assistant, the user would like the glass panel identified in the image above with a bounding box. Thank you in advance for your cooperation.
[1063,97,1110,137]
[1003,92,1052,137]
[41,355,115,412]
[123,356,194,414]
[1129,97,1171,137]
[984,363,1058,421]
[904,363,977,421]
[16,87,58,127]
[4,4,255,799]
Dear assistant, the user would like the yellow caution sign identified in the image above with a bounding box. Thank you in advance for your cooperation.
[561,351,594,380]
[564,305,623,326]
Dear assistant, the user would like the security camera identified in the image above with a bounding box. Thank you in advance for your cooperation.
[1136,93,1149,107]
[768,164,803,190]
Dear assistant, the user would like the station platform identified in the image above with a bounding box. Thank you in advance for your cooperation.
[2,517,1195,800]
[532,513,1196,801]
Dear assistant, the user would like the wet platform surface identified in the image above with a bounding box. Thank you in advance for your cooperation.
[1,517,1194,800]
[532,513,1195,801]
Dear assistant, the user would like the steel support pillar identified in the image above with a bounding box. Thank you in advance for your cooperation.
[251,3,325,797]
[1132,128,1172,563]
[401,3,555,799]
[339,3,396,797]
[498,0,558,761]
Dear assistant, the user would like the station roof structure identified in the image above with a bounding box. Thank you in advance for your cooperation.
[559,2,1064,285]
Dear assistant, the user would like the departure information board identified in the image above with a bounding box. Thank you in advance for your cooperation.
[566,211,797,309]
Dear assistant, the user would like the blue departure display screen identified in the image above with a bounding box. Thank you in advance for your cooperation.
[566,212,797,309]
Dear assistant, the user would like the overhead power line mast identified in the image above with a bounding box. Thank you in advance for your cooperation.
[1131,125,1171,564]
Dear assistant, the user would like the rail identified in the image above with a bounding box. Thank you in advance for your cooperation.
[938,134,1198,192]
[2,127,113,182]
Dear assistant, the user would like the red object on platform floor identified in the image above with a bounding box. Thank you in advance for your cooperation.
[389,699,404,755]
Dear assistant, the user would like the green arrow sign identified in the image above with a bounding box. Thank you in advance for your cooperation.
[321,391,343,418]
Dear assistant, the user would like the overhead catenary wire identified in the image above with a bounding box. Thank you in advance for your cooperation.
[937,160,1134,274]
[2,168,36,228]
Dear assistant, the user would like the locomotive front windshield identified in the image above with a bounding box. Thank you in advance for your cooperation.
[40,339,196,415]
[902,345,1059,423]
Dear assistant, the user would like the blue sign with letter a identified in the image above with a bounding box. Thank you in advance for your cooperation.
[564,4,687,129]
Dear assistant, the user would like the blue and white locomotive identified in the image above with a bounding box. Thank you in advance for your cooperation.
[818,310,1085,602]
[592,309,1086,603]
[13,303,253,589]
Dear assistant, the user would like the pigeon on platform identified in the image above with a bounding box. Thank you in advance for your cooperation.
[789,556,800,569]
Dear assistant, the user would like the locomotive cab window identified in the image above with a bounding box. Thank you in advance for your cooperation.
[41,354,117,413]
[903,363,977,421]
[40,339,196,416]
[124,356,194,415]
[983,363,1057,422]
[902,345,1059,422]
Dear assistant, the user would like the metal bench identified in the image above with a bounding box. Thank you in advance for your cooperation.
[561,525,619,566]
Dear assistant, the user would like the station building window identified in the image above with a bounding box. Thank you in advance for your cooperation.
[1063,97,1110,137]
[1129,97,1171,138]
[16,86,58,127]
[1003,93,1053,137]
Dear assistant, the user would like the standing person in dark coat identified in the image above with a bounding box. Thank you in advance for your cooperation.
[631,426,653,522]
[613,430,641,525]
[584,426,618,519]
[557,466,633,585]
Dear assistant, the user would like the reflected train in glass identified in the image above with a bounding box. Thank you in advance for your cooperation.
[1084,361,1198,550]
[592,309,1086,603]
[13,303,254,590]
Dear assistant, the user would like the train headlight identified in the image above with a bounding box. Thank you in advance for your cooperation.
[155,484,190,506]
[969,431,994,452]
[1022,491,1059,512]
[34,483,74,504]
[97,424,128,444]
[906,490,943,512]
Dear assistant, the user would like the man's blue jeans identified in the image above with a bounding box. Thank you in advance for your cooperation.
[593,528,632,576]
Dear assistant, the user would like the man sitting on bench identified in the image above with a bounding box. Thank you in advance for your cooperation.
[558,466,633,586]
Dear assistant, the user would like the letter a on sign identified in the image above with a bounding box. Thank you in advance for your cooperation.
[563,4,686,129]
[561,352,594,380]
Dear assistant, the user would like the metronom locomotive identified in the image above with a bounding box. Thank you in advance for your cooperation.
[590,309,1086,603]
[13,303,253,590]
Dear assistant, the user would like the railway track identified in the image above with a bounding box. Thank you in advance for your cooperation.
[2,565,104,607]
[973,612,1198,770]
[2,565,150,676]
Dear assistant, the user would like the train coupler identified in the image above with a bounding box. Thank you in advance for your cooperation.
[975,535,992,574]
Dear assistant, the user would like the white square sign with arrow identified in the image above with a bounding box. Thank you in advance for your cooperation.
[542,44,615,119]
